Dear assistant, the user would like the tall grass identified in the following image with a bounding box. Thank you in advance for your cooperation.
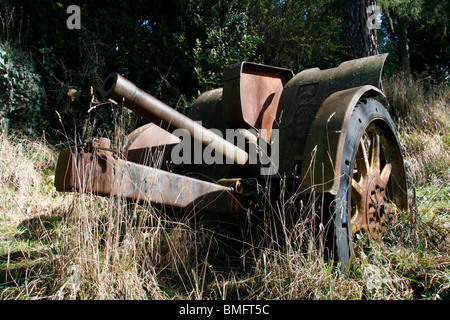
[1,74,449,300]
[0,119,68,299]
[383,74,450,186]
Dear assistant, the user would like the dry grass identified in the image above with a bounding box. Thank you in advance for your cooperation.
[0,119,71,299]
[384,74,450,186]
[1,75,449,300]
[383,73,450,134]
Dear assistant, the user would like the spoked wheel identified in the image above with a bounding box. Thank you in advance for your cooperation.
[351,125,396,238]
[325,98,408,271]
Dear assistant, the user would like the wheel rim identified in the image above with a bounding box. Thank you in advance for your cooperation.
[350,122,399,239]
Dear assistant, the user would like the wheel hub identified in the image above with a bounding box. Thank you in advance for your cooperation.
[365,175,388,235]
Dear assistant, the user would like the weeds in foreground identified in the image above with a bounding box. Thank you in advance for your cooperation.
[1,75,450,300]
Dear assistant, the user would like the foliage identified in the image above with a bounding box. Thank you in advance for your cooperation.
[0,44,43,133]
[0,0,264,139]
[1,0,447,140]
[251,0,346,72]
[179,0,262,91]
[378,0,424,24]
[407,0,449,77]
[378,0,449,78]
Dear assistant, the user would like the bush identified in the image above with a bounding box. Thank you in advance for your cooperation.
[0,44,43,134]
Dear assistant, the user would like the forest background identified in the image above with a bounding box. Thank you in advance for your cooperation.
[1,0,447,140]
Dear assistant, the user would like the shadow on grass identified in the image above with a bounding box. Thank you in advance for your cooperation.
[0,213,62,296]
[15,215,62,242]
[0,250,43,289]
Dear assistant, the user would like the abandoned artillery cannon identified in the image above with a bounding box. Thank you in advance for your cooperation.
[54,54,408,270]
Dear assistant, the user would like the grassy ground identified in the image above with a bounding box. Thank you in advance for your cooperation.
[0,75,449,300]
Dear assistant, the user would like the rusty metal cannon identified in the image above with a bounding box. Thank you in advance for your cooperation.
[54,54,408,270]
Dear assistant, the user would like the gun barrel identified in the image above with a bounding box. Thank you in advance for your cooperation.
[101,73,248,165]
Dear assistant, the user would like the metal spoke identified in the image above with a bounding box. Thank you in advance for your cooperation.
[355,137,370,175]
[349,125,400,240]
[370,133,381,172]
[380,163,392,185]
[351,178,364,197]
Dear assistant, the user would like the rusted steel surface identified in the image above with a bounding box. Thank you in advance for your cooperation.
[126,122,181,149]
[54,54,403,214]
[126,123,180,167]
[223,62,294,143]
[54,141,237,211]
[180,88,232,180]
[299,85,384,194]
[187,88,225,131]
[101,73,248,165]
[276,54,388,181]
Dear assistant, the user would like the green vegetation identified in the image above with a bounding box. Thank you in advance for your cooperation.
[0,44,43,133]
[0,0,449,300]
[0,76,449,299]
[1,0,446,139]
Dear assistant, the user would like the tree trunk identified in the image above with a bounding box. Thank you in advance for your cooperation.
[397,17,411,78]
[343,0,378,59]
